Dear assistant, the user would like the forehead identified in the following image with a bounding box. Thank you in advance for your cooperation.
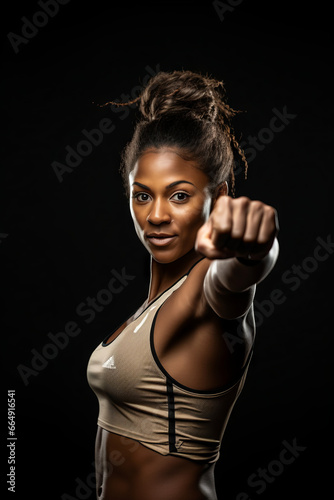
[129,149,209,188]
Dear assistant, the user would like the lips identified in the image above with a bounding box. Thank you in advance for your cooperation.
[146,233,177,247]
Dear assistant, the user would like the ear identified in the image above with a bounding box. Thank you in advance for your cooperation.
[211,181,228,209]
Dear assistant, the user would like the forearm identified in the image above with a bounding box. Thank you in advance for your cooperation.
[203,238,279,319]
[215,237,279,293]
[198,195,279,319]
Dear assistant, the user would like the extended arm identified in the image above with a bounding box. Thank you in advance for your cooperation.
[196,196,279,319]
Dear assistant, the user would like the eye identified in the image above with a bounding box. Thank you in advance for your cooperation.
[132,192,151,203]
[170,191,190,203]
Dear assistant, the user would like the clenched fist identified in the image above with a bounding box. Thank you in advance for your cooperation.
[195,196,279,261]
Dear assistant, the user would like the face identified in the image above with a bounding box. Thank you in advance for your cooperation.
[129,149,212,264]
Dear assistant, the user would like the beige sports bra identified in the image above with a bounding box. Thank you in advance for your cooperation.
[87,260,253,463]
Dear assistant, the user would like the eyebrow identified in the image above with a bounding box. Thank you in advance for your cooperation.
[132,180,195,191]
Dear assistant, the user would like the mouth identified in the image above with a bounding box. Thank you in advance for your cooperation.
[146,233,177,247]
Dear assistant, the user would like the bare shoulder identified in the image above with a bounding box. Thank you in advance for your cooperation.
[153,258,255,389]
[157,256,254,346]
[153,258,211,345]
[172,258,254,323]
[175,258,212,314]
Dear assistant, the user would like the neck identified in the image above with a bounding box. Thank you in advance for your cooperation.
[147,248,202,302]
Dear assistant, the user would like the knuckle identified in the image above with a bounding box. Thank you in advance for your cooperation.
[231,224,244,237]
[216,220,232,233]
[264,205,277,220]
[195,240,204,252]
[250,200,264,212]
[195,237,208,254]
[243,226,257,242]
[197,224,206,236]
[235,196,250,208]
[244,235,256,244]
[231,230,244,240]
[216,196,230,212]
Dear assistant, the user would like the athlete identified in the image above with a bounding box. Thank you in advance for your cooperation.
[87,70,279,500]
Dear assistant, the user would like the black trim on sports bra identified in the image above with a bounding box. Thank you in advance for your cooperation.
[150,304,254,395]
[166,378,177,453]
[101,257,205,347]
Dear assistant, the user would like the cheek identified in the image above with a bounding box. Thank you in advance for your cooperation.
[130,201,143,222]
[130,204,145,238]
[192,196,210,221]
[178,204,207,234]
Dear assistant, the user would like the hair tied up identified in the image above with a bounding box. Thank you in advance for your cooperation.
[93,95,142,108]
[96,70,248,196]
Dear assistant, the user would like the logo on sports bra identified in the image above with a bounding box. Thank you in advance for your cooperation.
[103,355,116,369]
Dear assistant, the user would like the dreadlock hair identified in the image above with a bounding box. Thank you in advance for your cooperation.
[105,70,248,198]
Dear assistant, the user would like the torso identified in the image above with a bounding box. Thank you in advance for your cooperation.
[93,257,254,500]
[95,428,216,500]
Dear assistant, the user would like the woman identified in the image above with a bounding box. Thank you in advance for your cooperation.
[87,70,279,500]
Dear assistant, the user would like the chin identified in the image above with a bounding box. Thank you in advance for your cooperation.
[150,251,180,264]
[150,246,196,265]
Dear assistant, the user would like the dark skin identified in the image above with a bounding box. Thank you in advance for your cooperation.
[95,149,278,500]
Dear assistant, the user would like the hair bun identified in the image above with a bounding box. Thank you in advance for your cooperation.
[139,70,236,126]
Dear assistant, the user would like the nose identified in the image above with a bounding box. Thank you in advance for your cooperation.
[146,199,172,225]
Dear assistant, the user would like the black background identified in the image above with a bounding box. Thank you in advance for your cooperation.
[2,1,333,499]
